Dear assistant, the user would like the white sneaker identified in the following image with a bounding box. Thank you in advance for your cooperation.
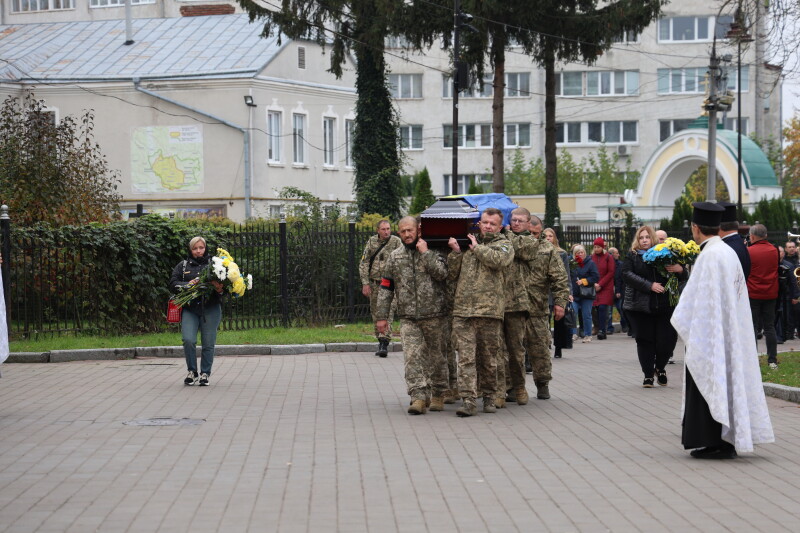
[184,371,198,385]
[199,373,209,386]
[768,362,778,370]
[582,336,592,343]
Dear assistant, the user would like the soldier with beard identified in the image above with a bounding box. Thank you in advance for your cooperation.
[447,208,515,417]
[376,217,450,414]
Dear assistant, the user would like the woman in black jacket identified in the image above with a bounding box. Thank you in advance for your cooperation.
[169,236,224,386]
[622,226,687,387]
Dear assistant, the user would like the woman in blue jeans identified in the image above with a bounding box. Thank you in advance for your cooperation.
[570,245,600,343]
[169,236,224,386]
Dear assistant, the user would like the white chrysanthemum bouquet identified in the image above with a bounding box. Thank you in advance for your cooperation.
[173,248,253,307]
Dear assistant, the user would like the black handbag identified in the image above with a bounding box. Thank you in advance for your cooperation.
[562,305,576,328]
[578,284,596,300]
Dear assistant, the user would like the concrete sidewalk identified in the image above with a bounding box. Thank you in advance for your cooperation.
[0,333,798,532]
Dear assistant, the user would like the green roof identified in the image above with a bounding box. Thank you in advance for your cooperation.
[687,116,778,187]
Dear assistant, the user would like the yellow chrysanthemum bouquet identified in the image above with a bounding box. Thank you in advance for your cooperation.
[173,248,253,307]
[642,237,700,305]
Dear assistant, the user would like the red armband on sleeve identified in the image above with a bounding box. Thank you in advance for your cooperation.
[380,277,395,291]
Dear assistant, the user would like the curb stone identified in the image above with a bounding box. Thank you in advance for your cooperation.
[763,382,800,403]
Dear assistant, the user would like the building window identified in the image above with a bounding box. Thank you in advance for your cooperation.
[556,72,583,96]
[505,73,530,97]
[345,120,355,168]
[292,113,306,165]
[12,0,74,11]
[267,111,282,163]
[504,124,531,148]
[658,15,732,42]
[323,117,336,166]
[659,119,695,141]
[385,36,411,49]
[555,122,582,144]
[612,30,639,44]
[443,124,492,149]
[723,117,749,136]
[442,73,493,98]
[657,68,705,94]
[389,74,423,99]
[90,0,152,6]
[269,205,283,219]
[586,71,639,96]
[298,47,306,69]
[399,125,423,150]
[443,174,493,195]
[722,66,750,92]
[587,121,637,144]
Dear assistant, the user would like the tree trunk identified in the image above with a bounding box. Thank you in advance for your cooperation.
[491,27,506,193]
[543,41,560,228]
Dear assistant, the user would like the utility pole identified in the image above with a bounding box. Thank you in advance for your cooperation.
[704,39,731,203]
[451,3,473,195]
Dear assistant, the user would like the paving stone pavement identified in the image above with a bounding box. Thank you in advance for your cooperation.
[1,333,798,533]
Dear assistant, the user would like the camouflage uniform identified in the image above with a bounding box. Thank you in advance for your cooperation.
[524,237,570,386]
[448,232,514,401]
[501,230,540,397]
[443,278,458,393]
[376,245,449,401]
[359,234,402,341]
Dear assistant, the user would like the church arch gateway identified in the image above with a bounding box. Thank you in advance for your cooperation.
[624,120,781,221]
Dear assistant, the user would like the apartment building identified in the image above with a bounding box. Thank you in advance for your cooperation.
[385,0,782,216]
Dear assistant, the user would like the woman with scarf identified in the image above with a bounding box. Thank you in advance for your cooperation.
[170,236,224,386]
[622,226,686,387]
[570,244,599,343]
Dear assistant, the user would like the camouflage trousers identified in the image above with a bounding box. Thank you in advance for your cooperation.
[498,311,528,398]
[369,280,394,341]
[525,314,552,384]
[452,317,502,400]
[400,317,449,400]
[443,316,457,391]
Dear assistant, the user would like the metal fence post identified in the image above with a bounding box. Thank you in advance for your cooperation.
[683,219,690,242]
[279,213,289,327]
[347,216,356,323]
[613,226,621,251]
[1,205,10,333]
[554,216,561,243]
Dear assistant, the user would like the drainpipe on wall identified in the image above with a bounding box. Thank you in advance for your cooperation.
[133,79,252,219]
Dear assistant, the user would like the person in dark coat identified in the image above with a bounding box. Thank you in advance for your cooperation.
[717,202,750,280]
[783,240,800,339]
[622,226,687,387]
[169,236,224,387]
[591,237,615,340]
[571,244,600,342]
[609,247,627,335]
[544,228,573,357]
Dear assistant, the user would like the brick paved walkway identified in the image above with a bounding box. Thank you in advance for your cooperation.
[1,334,798,532]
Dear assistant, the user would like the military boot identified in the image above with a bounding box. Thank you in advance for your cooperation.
[443,389,458,404]
[408,399,427,415]
[494,396,506,409]
[535,381,550,400]
[505,389,517,403]
[429,397,445,412]
[515,386,529,405]
[482,397,497,413]
[456,398,477,417]
[376,339,389,358]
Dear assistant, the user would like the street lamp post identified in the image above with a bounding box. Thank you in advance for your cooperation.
[727,8,753,219]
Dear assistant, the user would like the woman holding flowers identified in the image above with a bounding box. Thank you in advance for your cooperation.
[622,226,688,387]
[570,244,600,343]
[170,236,224,387]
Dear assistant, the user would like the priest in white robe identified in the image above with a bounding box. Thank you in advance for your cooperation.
[671,202,774,459]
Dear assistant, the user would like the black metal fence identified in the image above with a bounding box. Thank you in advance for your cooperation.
[0,214,375,338]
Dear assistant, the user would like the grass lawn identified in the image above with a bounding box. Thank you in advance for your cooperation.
[760,352,800,388]
[9,322,396,353]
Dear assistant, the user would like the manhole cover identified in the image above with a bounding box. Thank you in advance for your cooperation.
[123,417,205,426]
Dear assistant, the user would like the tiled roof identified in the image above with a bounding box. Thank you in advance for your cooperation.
[0,14,284,82]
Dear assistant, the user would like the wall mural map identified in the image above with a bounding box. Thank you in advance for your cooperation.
[131,125,204,193]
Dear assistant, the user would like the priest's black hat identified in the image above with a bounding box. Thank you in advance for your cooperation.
[717,201,737,223]
[692,202,725,226]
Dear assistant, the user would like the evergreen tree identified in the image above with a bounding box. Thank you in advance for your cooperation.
[408,167,435,214]
[237,0,405,219]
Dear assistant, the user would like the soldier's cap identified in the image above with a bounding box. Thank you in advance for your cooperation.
[717,201,737,223]
[692,202,725,227]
